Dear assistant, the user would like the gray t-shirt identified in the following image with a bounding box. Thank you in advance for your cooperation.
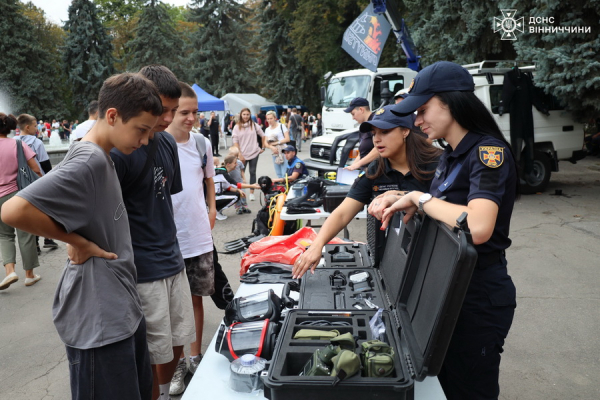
[18,141,143,349]
[229,159,244,183]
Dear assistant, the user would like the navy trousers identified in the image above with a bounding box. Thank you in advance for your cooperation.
[438,256,516,400]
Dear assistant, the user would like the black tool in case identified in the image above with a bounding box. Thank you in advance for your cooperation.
[263,212,478,400]
[298,216,416,310]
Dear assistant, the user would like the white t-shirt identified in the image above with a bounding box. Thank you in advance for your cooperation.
[172,134,215,258]
[264,123,288,143]
[73,119,97,140]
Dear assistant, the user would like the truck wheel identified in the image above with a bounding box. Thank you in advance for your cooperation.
[520,151,551,194]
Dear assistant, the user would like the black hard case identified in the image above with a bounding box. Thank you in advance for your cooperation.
[323,185,352,212]
[263,214,478,400]
[298,216,417,310]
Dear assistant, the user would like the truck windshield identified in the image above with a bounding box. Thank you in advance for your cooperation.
[324,76,370,108]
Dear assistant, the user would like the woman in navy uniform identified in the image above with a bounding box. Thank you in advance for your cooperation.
[272,145,308,183]
[379,61,518,400]
[291,105,440,279]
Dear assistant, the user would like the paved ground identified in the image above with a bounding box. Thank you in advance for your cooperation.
[0,146,599,400]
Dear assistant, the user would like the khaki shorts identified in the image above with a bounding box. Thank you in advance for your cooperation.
[136,269,195,365]
[184,252,215,297]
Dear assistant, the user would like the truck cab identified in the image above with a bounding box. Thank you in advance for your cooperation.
[465,60,586,193]
[304,67,417,176]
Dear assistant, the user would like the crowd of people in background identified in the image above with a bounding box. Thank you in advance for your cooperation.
[0,63,325,400]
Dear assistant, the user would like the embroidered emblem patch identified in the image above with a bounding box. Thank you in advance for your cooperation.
[408,79,415,92]
[295,162,302,169]
[375,108,385,115]
[479,146,504,168]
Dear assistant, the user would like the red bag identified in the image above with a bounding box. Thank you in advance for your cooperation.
[239,227,348,275]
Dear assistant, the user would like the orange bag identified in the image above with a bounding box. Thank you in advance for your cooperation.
[239,227,348,275]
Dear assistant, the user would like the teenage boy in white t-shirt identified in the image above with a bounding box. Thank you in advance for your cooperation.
[166,82,217,396]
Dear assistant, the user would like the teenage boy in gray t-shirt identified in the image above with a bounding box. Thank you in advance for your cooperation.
[1,73,163,400]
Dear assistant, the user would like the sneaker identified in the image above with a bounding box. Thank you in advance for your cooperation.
[24,274,42,287]
[243,207,252,214]
[249,193,255,201]
[189,354,203,375]
[216,211,228,220]
[43,239,59,249]
[236,208,244,215]
[169,358,187,396]
[0,272,18,290]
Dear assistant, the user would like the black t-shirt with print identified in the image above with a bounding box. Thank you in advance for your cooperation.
[111,132,184,283]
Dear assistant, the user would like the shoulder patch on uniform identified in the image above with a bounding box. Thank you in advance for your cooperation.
[358,171,366,177]
[479,146,504,168]
[375,108,385,115]
[295,162,302,169]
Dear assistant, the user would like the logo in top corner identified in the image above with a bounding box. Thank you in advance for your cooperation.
[493,9,524,40]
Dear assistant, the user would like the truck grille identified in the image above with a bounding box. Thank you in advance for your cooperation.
[310,145,331,161]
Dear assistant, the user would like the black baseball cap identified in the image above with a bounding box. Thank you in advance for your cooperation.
[359,105,416,133]
[344,97,370,113]
[391,61,475,116]
[282,145,297,152]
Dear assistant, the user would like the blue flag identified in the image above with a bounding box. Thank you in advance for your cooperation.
[342,4,391,72]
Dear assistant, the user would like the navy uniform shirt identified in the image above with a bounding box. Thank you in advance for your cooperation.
[286,156,308,178]
[430,132,516,254]
[348,157,438,204]
[358,112,375,160]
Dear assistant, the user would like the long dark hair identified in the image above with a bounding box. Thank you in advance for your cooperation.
[236,107,255,130]
[367,127,442,183]
[435,91,520,196]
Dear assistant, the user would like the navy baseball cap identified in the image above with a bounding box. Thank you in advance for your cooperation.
[282,145,297,152]
[391,61,474,116]
[359,105,416,133]
[344,97,370,113]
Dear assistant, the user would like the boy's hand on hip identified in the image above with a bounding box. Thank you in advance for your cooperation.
[67,240,118,265]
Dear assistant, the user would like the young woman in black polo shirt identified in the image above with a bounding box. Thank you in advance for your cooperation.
[292,104,440,279]
[379,61,518,400]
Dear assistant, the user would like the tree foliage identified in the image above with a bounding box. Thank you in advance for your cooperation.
[63,0,115,117]
[0,0,66,118]
[95,0,145,71]
[128,0,182,75]
[250,0,320,110]
[185,0,254,97]
[401,0,516,65]
[498,0,600,120]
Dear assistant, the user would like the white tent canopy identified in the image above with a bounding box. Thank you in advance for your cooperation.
[220,93,276,116]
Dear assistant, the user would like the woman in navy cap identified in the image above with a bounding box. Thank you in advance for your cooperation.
[379,61,518,400]
[292,104,440,278]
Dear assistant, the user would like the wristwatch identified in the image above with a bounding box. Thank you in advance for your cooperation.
[418,193,433,212]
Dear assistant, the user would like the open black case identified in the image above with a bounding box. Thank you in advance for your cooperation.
[263,213,478,399]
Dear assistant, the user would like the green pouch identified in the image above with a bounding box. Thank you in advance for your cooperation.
[361,340,395,377]
[330,332,356,350]
[293,329,340,340]
[330,350,361,385]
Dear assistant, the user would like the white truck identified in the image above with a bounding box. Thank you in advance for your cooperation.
[304,67,417,174]
[304,61,586,194]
